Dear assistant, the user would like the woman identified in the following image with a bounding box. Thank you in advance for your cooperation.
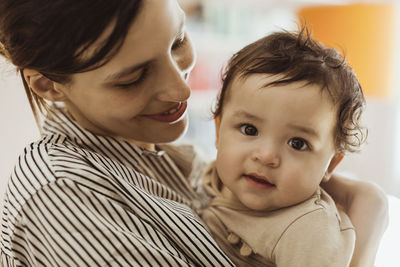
[0,0,387,266]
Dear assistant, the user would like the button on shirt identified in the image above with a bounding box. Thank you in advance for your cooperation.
[0,105,233,266]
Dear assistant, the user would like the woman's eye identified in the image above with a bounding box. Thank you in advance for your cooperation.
[172,33,186,50]
[288,138,310,151]
[239,124,258,136]
[115,67,148,88]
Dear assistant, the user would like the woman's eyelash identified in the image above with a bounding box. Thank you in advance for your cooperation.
[115,67,149,88]
[172,34,186,50]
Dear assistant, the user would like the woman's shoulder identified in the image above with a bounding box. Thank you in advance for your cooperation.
[11,133,69,180]
[3,133,94,207]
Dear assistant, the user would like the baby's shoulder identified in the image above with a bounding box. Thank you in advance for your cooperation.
[272,190,355,265]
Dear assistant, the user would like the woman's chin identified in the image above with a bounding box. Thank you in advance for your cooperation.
[160,117,189,143]
[136,116,189,144]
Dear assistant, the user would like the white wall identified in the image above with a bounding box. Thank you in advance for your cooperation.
[0,59,40,200]
[336,98,400,196]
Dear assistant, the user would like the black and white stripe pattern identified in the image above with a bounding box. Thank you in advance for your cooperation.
[1,105,234,266]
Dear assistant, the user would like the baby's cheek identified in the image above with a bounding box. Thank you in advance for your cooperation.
[216,152,234,175]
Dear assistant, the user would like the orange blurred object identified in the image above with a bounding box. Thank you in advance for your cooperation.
[298,3,397,98]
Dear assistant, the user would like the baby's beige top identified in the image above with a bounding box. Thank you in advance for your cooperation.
[201,162,355,267]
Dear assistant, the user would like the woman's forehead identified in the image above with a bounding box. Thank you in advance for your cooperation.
[76,0,185,80]
[79,0,183,60]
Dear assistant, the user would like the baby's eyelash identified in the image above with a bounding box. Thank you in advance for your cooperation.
[288,137,311,151]
[238,123,258,136]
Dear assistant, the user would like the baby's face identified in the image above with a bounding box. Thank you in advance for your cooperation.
[216,74,339,211]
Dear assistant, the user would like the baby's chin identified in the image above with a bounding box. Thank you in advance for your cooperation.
[239,198,277,212]
[245,203,279,212]
[240,195,300,212]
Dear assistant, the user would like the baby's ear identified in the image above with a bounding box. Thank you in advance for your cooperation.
[214,115,221,148]
[23,68,66,101]
[322,153,344,182]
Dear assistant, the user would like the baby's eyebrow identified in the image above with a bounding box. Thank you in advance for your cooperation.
[287,123,320,138]
[232,110,262,122]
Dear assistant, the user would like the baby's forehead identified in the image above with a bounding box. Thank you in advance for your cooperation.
[223,83,338,140]
[229,73,316,93]
[228,73,338,114]
[235,72,337,100]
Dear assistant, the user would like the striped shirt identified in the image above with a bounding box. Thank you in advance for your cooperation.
[0,105,234,266]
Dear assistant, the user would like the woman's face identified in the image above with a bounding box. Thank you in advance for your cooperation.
[55,0,195,149]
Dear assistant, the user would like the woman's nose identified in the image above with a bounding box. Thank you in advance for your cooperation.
[156,61,192,102]
[156,54,195,103]
[157,36,195,103]
[174,34,196,77]
[251,146,281,168]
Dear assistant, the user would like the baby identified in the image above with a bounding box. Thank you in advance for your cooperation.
[201,27,366,266]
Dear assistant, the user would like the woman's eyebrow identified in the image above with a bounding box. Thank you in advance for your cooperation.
[103,13,186,85]
[175,13,186,37]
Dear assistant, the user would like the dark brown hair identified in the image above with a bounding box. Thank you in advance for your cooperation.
[0,0,143,125]
[214,27,366,153]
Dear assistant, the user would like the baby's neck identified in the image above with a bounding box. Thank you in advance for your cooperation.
[220,185,245,208]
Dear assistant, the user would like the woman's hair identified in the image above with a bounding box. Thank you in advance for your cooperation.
[214,27,367,153]
[0,0,143,124]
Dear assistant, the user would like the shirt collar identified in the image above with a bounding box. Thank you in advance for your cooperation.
[42,104,164,161]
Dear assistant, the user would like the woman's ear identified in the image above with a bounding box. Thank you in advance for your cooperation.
[23,68,66,101]
[214,115,220,148]
[322,153,344,182]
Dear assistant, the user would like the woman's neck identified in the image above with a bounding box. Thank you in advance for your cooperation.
[128,140,156,151]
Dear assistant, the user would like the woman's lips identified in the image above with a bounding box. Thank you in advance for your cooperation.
[144,101,187,123]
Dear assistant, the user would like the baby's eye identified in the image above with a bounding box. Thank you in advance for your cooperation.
[239,124,258,136]
[288,137,310,151]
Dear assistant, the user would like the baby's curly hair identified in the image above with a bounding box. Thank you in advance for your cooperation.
[214,27,367,153]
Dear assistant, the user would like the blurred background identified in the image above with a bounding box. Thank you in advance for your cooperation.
[0,0,399,265]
